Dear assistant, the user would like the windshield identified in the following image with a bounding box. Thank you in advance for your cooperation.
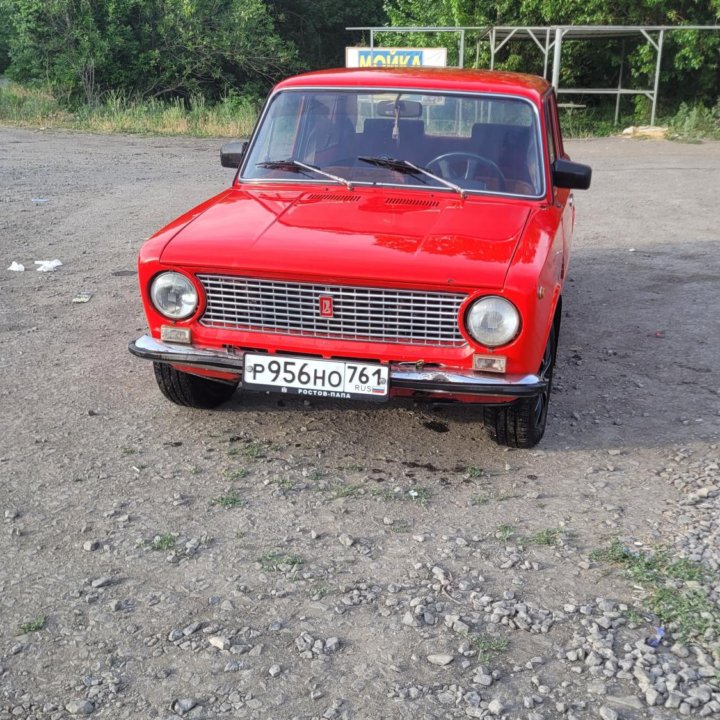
[241,89,544,198]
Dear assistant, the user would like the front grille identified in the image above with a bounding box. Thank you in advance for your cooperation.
[197,275,467,347]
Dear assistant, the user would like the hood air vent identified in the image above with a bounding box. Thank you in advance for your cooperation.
[385,197,439,209]
[304,193,360,203]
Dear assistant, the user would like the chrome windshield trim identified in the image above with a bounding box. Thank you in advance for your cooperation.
[237,177,544,202]
[239,86,546,200]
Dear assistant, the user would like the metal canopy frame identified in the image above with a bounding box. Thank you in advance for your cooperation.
[347,25,720,125]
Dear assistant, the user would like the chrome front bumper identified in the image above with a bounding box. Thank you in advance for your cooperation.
[128,335,546,398]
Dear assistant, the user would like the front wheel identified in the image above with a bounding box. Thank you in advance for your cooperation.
[483,326,556,448]
[153,362,238,408]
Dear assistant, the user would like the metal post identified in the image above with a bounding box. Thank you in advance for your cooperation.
[459,29,465,68]
[490,27,495,69]
[651,29,664,126]
[370,29,374,64]
[543,28,550,79]
[614,40,625,126]
[551,27,563,89]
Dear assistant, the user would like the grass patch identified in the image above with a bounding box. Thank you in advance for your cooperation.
[20,616,46,633]
[0,82,258,138]
[591,538,719,651]
[496,524,516,541]
[211,489,247,509]
[270,476,297,491]
[224,468,249,481]
[149,533,175,551]
[471,633,509,661]
[328,483,365,499]
[242,442,265,460]
[528,528,563,546]
[259,551,304,572]
[465,466,486,478]
[471,494,491,506]
[310,584,332,600]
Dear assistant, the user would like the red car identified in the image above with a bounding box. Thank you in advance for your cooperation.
[129,68,591,448]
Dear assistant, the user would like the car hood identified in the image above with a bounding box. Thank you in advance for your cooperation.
[160,187,531,290]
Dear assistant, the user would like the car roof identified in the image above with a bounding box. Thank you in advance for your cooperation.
[274,67,549,102]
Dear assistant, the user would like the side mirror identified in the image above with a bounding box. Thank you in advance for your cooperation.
[221,140,249,169]
[553,159,592,190]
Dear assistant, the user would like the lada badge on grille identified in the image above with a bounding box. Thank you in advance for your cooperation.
[319,295,334,318]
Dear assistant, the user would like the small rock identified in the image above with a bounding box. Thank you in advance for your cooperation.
[268,664,281,677]
[173,698,197,715]
[338,533,354,547]
[427,653,454,666]
[487,699,504,715]
[645,687,660,706]
[606,696,643,711]
[65,700,95,715]
[599,706,618,720]
[670,643,690,658]
[91,576,112,589]
[402,611,416,627]
[83,540,99,552]
[209,636,231,650]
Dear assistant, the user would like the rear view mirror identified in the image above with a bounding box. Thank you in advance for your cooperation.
[376,100,423,119]
[221,140,249,169]
[553,159,592,190]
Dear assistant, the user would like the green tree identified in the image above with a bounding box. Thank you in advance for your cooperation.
[269,0,387,70]
[4,0,297,102]
[383,0,720,110]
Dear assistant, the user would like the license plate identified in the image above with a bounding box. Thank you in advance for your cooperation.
[243,354,389,401]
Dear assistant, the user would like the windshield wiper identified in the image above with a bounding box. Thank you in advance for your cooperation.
[358,156,466,198]
[257,159,353,190]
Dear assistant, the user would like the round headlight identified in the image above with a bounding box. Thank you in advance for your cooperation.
[150,272,198,320]
[465,296,520,347]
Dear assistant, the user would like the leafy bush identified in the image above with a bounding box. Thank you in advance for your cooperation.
[668,100,720,141]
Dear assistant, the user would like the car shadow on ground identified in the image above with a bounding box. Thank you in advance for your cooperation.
[217,239,720,455]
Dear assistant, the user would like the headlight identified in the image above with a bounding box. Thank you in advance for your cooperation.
[150,272,198,320]
[465,296,520,347]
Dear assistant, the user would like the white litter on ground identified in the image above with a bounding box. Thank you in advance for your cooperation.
[72,291,93,303]
[34,259,63,272]
[7,261,25,272]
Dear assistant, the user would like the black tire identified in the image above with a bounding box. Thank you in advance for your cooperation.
[484,326,556,449]
[153,362,238,409]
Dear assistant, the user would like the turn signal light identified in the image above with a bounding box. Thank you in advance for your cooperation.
[472,354,507,373]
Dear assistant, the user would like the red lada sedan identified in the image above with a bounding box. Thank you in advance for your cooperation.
[129,68,591,448]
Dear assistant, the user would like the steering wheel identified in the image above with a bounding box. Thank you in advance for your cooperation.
[426,152,506,191]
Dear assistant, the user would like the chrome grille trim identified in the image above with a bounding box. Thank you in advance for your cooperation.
[197,275,467,347]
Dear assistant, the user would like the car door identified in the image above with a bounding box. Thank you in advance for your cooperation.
[546,91,573,279]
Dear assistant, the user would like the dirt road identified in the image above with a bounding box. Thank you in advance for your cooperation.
[1,128,718,719]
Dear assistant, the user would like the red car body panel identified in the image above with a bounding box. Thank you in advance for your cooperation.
[134,68,585,407]
[159,188,531,289]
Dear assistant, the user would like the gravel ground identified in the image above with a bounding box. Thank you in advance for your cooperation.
[0,128,719,720]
